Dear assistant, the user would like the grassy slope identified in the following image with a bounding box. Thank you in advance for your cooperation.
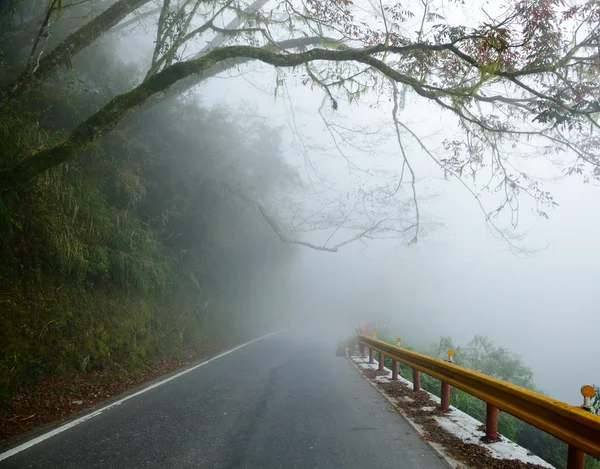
[0,96,280,416]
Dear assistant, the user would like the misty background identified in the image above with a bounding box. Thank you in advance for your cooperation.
[197,54,600,405]
[1,0,598,414]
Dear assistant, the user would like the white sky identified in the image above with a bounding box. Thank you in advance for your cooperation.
[198,61,600,405]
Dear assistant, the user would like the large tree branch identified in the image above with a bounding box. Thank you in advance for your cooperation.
[147,0,237,78]
[1,0,151,102]
[139,35,334,119]
[1,41,585,190]
[149,0,171,72]
[443,43,600,118]
[21,0,59,80]
[198,0,269,55]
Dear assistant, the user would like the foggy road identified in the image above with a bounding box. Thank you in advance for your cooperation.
[1,331,448,469]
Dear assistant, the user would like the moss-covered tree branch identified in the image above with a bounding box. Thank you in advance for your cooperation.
[1,40,583,190]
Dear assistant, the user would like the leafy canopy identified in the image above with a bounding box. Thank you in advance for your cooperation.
[2,0,600,248]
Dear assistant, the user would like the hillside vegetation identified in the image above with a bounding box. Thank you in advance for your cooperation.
[0,5,297,412]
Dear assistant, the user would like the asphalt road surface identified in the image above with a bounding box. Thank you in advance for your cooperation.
[1,330,448,469]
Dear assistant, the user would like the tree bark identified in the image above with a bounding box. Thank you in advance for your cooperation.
[1,0,150,102]
[143,35,333,112]
[2,41,468,189]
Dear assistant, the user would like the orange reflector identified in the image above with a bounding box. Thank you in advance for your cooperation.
[448,349,455,357]
[396,337,401,343]
[581,385,595,398]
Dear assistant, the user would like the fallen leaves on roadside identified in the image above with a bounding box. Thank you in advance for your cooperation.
[359,368,547,469]
[0,344,229,445]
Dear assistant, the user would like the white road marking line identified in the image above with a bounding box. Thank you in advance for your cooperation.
[0,329,285,462]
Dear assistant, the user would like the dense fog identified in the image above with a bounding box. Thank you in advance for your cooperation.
[1,0,598,433]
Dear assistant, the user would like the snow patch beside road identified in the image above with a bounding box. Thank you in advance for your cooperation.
[350,354,554,468]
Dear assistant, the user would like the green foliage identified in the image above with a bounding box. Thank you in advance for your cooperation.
[0,34,298,413]
[591,385,600,415]
[429,334,536,390]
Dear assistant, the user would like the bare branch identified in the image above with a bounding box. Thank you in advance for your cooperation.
[390,80,420,245]
[256,201,415,252]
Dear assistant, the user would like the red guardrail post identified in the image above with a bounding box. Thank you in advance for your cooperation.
[378,352,384,371]
[567,445,585,469]
[486,404,499,441]
[412,369,420,392]
[392,359,398,380]
[441,381,450,411]
[369,347,374,364]
[441,349,454,411]
[566,385,595,469]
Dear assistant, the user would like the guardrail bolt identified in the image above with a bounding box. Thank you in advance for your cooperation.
[378,351,385,371]
[392,359,398,380]
[486,404,498,441]
[369,347,375,364]
[412,369,421,392]
[441,381,450,411]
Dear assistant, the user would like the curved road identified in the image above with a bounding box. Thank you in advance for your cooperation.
[1,331,448,469]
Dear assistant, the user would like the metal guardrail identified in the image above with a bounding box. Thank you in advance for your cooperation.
[358,334,600,468]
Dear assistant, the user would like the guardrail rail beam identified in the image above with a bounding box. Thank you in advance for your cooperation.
[357,334,600,464]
